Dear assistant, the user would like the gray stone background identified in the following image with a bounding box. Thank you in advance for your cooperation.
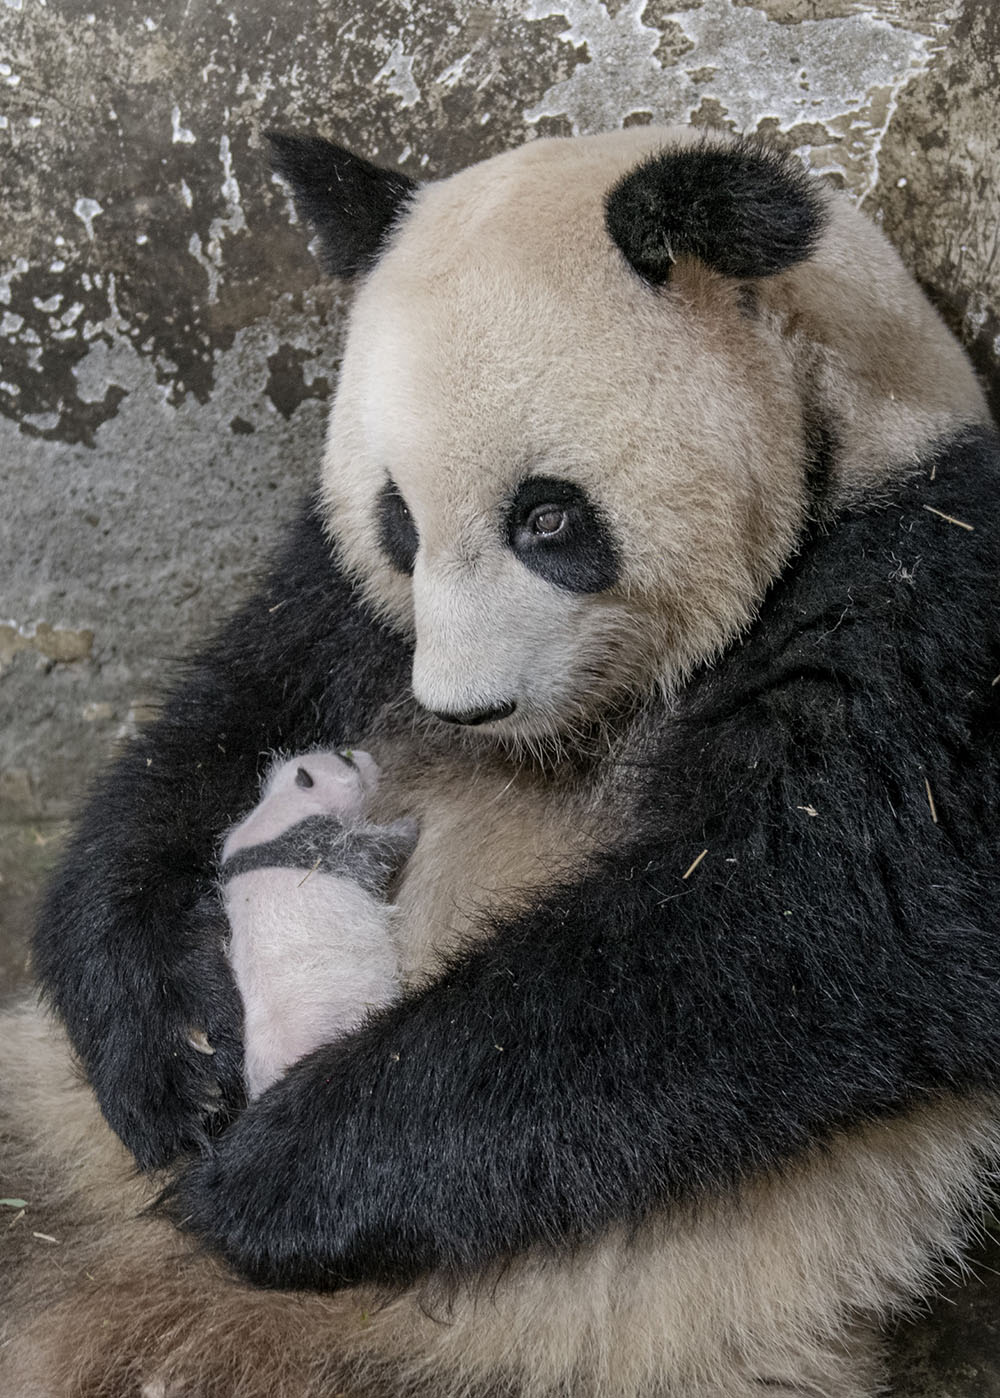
[1,0,998,1390]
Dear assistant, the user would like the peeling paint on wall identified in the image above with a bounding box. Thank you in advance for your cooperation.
[0,622,94,668]
[186,132,247,304]
[72,197,103,241]
[523,0,939,195]
[374,36,422,108]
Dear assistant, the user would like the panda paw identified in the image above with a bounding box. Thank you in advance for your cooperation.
[94,898,248,1170]
[160,1078,334,1290]
[159,1052,431,1291]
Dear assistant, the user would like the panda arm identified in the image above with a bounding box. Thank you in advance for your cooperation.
[163,430,1000,1291]
[32,499,411,1170]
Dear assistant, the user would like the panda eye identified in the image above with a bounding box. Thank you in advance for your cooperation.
[528,505,567,537]
[505,475,621,595]
[376,479,418,576]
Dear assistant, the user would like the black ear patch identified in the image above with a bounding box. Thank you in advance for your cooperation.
[266,130,417,279]
[605,138,825,286]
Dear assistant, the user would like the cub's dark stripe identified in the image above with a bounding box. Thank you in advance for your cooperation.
[266,131,417,279]
[162,427,1000,1292]
[605,137,825,285]
[221,815,419,898]
[505,475,621,594]
[222,814,350,881]
[377,479,419,575]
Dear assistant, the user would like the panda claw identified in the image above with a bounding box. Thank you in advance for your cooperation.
[187,1027,216,1055]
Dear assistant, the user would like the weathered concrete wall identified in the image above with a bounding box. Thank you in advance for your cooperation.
[1,2,998,1387]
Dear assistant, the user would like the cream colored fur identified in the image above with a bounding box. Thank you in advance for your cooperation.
[364,717,611,978]
[1,128,994,1397]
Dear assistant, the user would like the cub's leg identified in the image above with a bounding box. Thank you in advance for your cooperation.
[221,750,417,1098]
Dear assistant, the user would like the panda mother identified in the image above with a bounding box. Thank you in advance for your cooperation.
[5,125,1000,1397]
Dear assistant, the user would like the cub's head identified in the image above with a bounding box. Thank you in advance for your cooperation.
[270,127,987,743]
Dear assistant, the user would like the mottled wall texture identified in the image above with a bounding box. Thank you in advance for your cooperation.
[1,1,999,1390]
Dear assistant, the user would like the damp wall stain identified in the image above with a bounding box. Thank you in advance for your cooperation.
[2,0,994,460]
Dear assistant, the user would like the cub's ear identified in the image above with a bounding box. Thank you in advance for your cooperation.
[604,137,825,286]
[266,130,417,279]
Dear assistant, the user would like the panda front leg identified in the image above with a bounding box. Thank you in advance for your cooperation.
[220,751,418,1099]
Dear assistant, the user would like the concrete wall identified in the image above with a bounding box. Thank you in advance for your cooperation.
[1,2,998,1387]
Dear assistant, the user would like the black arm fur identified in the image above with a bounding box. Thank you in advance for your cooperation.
[32,503,411,1168]
[162,428,999,1289]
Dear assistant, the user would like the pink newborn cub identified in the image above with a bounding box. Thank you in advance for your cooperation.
[220,750,417,1098]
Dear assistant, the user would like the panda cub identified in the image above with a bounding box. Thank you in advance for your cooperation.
[220,750,416,1097]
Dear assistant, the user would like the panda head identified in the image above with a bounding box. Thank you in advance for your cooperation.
[270,127,987,743]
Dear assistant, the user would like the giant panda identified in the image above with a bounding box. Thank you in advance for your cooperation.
[2,123,999,1398]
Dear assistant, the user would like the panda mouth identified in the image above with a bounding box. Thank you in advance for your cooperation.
[429,700,517,727]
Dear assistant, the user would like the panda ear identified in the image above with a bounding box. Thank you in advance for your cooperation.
[604,138,826,286]
[266,130,418,279]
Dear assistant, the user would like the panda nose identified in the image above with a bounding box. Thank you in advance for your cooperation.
[432,700,517,726]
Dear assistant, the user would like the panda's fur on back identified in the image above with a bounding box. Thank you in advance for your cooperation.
[2,124,999,1398]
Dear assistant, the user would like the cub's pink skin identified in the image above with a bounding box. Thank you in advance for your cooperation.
[221,751,416,1099]
[221,750,379,860]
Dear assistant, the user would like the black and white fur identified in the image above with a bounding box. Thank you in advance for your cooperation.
[220,751,416,1098]
[2,125,998,1398]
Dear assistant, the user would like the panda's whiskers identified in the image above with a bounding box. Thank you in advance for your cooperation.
[488,770,521,805]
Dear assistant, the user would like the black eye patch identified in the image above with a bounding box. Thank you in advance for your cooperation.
[376,480,418,575]
[505,476,620,594]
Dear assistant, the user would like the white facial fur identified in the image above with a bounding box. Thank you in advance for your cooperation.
[222,752,400,1098]
[322,127,987,742]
